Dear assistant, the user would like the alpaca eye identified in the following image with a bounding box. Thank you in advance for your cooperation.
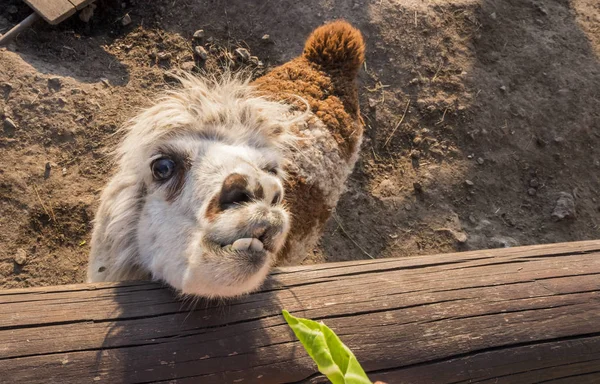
[151,158,176,180]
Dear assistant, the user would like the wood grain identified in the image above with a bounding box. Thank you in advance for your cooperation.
[22,0,95,24]
[1,240,600,383]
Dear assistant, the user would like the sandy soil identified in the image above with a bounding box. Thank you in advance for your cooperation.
[0,0,599,288]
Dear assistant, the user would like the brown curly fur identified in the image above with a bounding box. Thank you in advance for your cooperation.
[303,20,366,76]
[253,20,365,160]
[253,20,365,264]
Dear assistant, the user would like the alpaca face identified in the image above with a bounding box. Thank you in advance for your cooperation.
[135,137,290,298]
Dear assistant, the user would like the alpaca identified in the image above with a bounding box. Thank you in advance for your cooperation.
[88,21,366,298]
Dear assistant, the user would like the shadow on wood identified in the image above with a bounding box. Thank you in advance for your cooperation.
[1,240,600,383]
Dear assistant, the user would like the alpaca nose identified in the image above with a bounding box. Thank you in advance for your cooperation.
[219,173,252,210]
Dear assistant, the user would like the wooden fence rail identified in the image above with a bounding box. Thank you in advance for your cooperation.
[1,240,600,383]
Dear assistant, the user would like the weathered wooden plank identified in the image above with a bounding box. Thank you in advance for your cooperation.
[22,0,76,24]
[67,0,95,11]
[0,240,599,383]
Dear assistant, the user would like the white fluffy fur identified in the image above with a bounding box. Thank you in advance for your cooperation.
[88,74,300,298]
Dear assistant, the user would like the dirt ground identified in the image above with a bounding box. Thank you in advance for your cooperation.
[1,0,599,289]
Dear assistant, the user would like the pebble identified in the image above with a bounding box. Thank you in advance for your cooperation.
[490,12,497,20]
[193,29,205,40]
[234,47,251,62]
[180,61,196,71]
[465,180,474,187]
[261,34,270,41]
[157,52,172,60]
[476,157,485,165]
[48,77,62,90]
[79,3,96,22]
[14,249,27,265]
[552,192,576,220]
[467,154,474,159]
[499,85,507,92]
[194,46,208,60]
[62,167,67,176]
[122,13,132,26]
[529,178,539,188]
[527,188,537,196]
[3,117,17,132]
[44,162,52,178]
[489,236,518,249]
[368,98,378,109]
[436,228,468,243]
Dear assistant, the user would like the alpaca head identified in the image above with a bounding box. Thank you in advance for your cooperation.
[90,74,298,298]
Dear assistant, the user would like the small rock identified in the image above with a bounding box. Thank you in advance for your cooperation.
[527,188,537,196]
[499,85,507,92]
[408,77,420,86]
[7,5,18,14]
[194,46,208,60]
[62,167,67,176]
[48,77,62,91]
[489,236,518,249]
[180,61,196,71]
[14,249,27,265]
[368,98,378,109]
[552,192,576,220]
[79,3,96,22]
[101,78,111,87]
[467,153,474,159]
[163,72,180,83]
[193,29,205,41]
[476,157,485,165]
[404,204,412,211]
[44,162,52,179]
[436,228,468,243]
[529,178,539,188]
[261,34,270,41]
[122,13,132,26]
[3,117,17,132]
[234,47,251,62]
[157,52,172,60]
[490,12,497,20]
[465,180,474,187]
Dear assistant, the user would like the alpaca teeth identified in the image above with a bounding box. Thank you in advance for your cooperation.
[249,238,264,252]
[231,238,253,251]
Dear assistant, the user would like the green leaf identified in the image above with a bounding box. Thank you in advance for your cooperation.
[282,310,372,384]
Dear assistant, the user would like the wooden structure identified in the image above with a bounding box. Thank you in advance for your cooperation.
[1,240,599,383]
[22,0,95,25]
[0,0,95,46]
